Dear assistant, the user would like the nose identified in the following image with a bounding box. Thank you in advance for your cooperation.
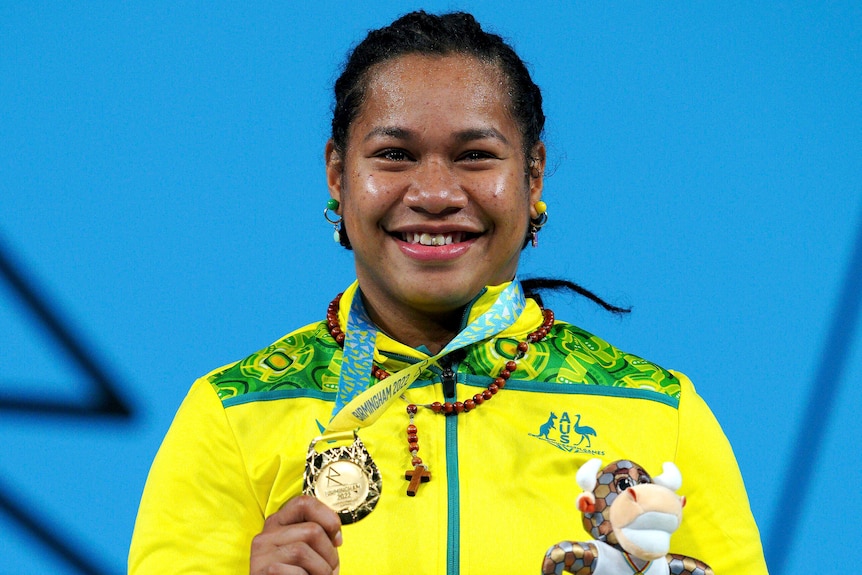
[402,159,468,215]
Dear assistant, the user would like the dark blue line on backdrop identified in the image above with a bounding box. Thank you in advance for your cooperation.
[0,236,130,417]
[0,477,113,575]
[765,204,862,575]
[0,234,132,574]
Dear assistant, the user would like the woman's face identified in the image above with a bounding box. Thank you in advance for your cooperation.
[326,53,545,316]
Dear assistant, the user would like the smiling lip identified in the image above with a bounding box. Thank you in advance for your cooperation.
[393,230,479,261]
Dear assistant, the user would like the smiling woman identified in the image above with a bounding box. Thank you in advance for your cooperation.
[128,11,769,575]
[326,53,544,351]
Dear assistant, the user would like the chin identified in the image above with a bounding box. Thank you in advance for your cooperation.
[400,283,481,313]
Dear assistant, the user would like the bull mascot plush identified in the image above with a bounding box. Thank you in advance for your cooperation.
[542,459,713,575]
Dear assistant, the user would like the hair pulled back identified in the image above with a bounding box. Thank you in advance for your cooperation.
[331,11,545,159]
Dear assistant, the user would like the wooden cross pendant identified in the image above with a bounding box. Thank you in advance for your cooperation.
[405,464,431,496]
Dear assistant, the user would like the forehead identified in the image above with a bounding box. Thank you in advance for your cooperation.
[352,53,517,141]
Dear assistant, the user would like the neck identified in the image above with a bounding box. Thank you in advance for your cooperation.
[359,293,466,355]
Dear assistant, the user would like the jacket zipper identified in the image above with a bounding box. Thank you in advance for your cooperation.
[439,353,461,575]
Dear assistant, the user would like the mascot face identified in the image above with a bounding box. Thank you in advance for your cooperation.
[579,460,685,561]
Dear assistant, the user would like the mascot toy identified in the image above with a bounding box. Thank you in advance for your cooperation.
[542,459,713,575]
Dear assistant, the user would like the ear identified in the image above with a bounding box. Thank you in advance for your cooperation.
[576,492,596,514]
[528,141,546,219]
[325,139,344,206]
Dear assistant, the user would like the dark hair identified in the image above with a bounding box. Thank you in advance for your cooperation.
[331,10,544,160]
[521,278,631,316]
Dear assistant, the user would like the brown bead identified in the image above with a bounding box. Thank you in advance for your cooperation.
[482,390,493,400]
[496,378,507,389]
[406,404,418,415]
[453,401,464,414]
[412,457,423,466]
[407,424,417,434]
[443,402,454,414]
[473,393,484,404]
[489,383,499,394]
[335,333,345,344]
[464,399,476,411]
[407,433,418,443]
[499,370,511,380]
[506,361,518,372]
[517,341,529,353]
[408,442,419,452]
[431,402,443,413]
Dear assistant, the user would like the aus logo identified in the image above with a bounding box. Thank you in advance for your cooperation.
[529,411,605,456]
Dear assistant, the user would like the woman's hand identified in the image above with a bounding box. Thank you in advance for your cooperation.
[250,495,342,575]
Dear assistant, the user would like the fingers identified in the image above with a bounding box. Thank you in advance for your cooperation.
[267,495,342,542]
[250,496,342,575]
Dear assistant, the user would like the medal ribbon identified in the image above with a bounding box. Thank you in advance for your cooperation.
[324,280,526,434]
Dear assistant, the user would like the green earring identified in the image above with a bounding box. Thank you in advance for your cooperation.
[324,199,342,243]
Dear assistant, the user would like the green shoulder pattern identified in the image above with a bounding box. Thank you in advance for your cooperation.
[462,321,680,399]
[208,322,343,402]
[208,319,679,405]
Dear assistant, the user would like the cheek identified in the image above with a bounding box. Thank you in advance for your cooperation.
[349,169,401,200]
[342,172,405,226]
[484,172,531,209]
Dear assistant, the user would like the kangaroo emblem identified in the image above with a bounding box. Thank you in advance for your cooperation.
[538,412,558,438]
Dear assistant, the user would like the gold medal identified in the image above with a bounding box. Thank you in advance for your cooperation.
[303,431,381,524]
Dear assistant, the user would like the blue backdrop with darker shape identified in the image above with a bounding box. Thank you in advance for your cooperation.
[1,2,860,573]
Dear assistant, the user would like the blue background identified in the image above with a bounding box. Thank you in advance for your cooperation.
[1,2,860,573]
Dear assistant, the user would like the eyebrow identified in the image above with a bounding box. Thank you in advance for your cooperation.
[454,128,510,146]
[363,126,511,146]
[363,126,412,142]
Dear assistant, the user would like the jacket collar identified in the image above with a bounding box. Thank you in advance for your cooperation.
[335,280,544,366]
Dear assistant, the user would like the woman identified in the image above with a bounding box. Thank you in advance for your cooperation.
[129,11,768,575]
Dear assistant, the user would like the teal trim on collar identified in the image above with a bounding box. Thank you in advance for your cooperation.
[219,377,680,409]
[460,375,680,409]
[222,388,335,408]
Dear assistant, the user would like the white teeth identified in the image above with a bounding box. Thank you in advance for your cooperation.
[406,232,463,245]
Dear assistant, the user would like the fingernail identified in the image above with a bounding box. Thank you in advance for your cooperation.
[334,530,343,547]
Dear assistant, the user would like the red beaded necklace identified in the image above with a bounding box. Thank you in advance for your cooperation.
[326,292,555,496]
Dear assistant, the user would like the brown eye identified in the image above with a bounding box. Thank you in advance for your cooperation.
[378,149,412,161]
[460,150,494,161]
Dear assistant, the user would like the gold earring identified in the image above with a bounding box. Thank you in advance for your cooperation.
[529,201,548,248]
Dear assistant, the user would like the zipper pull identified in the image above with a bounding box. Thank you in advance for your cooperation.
[439,350,464,399]
[441,362,455,399]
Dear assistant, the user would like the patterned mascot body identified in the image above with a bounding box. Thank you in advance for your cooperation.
[542,459,713,575]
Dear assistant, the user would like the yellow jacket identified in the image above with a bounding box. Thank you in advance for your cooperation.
[129,282,768,574]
